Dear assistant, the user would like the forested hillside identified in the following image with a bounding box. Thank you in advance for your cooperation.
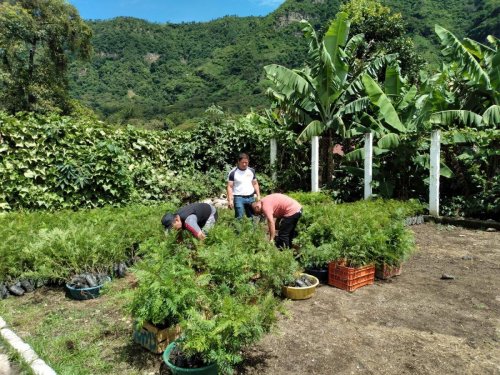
[68,0,498,127]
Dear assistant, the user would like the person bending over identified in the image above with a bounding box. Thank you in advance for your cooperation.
[161,202,217,240]
[251,193,302,248]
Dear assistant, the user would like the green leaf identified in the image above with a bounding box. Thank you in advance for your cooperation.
[362,74,405,132]
[344,148,364,161]
[264,64,311,99]
[297,120,325,141]
[440,162,453,178]
[342,97,370,115]
[377,133,400,149]
[435,25,491,88]
[482,105,500,126]
[321,12,350,89]
[323,12,350,62]
[373,147,390,156]
[384,64,402,96]
[430,110,482,127]
[452,133,467,143]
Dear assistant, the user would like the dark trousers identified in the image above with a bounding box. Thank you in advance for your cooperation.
[275,210,302,249]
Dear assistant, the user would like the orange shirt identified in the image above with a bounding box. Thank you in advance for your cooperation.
[261,193,302,218]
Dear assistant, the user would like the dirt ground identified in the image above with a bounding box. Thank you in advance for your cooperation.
[237,223,500,375]
[1,223,499,375]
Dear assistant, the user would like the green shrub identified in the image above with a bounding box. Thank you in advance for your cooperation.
[296,198,419,267]
[179,291,279,374]
[199,219,300,296]
[288,191,333,206]
[128,236,206,328]
[0,204,171,283]
[0,111,290,211]
[297,243,339,269]
[129,212,299,373]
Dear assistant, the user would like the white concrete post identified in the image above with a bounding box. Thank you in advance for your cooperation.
[270,138,277,182]
[429,130,440,217]
[311,136,319,192]
[364,132,373,199]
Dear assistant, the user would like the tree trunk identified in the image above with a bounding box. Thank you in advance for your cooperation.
[26,39,37,110]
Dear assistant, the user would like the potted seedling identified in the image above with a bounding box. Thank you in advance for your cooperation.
[375,221,415,279]
[326,227,379,292]
[162,291,279,375]
[129,239,198,353]
[66,272,111,300]
[298,243,339,284]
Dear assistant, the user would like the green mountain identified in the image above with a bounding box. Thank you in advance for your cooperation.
[68,0,498,128]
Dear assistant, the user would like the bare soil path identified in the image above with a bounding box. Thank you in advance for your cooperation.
[238,223,500,375]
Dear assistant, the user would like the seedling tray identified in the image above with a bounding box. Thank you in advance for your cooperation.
[133,321,181,354]
[328,262,375,292]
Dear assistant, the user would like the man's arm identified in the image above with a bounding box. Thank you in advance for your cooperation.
[265,212,275,242]
[252,179,261,201]
[184,215,204,240]
[227,181,234,209]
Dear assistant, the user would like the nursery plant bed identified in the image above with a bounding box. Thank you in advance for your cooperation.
[162,341,218,375]
[328,262,375,292]
[133,321,182,354]
[2,224,498,375]
[282,273,319,300]
[375,263,402,280]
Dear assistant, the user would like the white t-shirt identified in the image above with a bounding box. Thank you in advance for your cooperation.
[228,167,256,196]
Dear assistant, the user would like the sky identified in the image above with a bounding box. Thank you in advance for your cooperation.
[68,0,286,24]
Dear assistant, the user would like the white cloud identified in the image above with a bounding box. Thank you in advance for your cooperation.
[252,0,285,7]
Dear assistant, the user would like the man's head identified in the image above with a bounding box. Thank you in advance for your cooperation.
[251,200,262,215]
[162,213,182,230]
[237,152,250,170]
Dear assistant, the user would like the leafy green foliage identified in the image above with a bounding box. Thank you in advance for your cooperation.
[288,191,334,206]
[340,0,424,81]
[0,111,291,210]
[0,0,92,114]
[180,292,278,374]
[128,237,204,328]
[129,210,299,373]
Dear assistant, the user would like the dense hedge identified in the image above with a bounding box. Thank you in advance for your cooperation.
[0,112,296,211]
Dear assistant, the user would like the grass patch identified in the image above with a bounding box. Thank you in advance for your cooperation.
[0,276,161,375]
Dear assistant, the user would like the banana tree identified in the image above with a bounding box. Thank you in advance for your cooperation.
[429,27,499,128]
[264,11,395,184]
[426,27,499,217]
[345,27,498,212]
[342,63,451,198]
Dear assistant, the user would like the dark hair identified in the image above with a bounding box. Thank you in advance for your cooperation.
[161,212,175,229]
[238,152,249,161]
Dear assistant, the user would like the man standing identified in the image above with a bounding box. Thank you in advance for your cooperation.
[161,202,217,240]
[227,153,261,219]
[251,193,302,248]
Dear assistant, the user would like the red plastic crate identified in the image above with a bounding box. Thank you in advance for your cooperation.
[375,263,402,280]
[328,262,375,292]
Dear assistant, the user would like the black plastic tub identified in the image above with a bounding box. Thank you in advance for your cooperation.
[304,267,328,284]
